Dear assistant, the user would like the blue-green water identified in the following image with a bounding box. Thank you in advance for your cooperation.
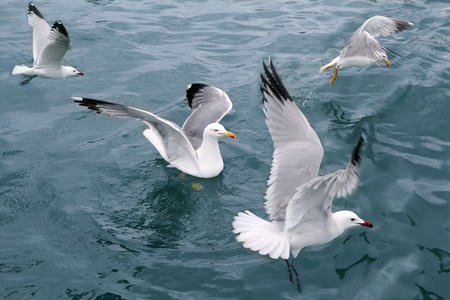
[1,0,449,299]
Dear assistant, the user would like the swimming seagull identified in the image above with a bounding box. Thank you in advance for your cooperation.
[319,16,413,86]
[73,84,236,178]
[12,2,83,85]
[232,60,373,293]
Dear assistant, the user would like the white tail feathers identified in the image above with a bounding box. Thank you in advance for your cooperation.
[319,63,333,73]
[319,57,339,73]
[232,210,290,259]
[12,65,31,75]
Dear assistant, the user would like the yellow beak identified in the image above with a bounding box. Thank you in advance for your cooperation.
[221,131,236,139]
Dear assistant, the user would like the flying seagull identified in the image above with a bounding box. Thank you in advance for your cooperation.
[319,16,413,86]
[73,83,236,178]
[12,2,83,85]
[232,60,373,292]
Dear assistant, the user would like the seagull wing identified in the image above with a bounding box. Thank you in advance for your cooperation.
[340,31,385,62]
[355,16,413,39]
[341,16,413,60]
[73,97,199,169]
[284,130,367,231]
[182,84,232,150]
[261,60,324,220]
[34,22,70,69]
[27,3,51,64]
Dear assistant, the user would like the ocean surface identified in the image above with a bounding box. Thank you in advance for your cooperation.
[1,0,449,299]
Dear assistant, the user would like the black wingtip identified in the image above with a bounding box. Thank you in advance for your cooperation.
[393,18,414,33]
[380,44,402,58]
[260,58,293,105]
[73,97,115,114]
[350,129,368,166]
[186,83,209,108]
[28,2,45,20]
[73,97,100,113]
[52,21,69,38]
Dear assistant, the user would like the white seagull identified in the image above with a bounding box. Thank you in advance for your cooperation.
[319,16,413,86]
[73,83,236,179]
[232,60,373,292]
[12,2,83,85]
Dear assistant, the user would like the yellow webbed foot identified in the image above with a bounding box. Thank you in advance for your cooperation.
[329,66,339,87]
[384,59,391,67]
[191,182,204,191]
[178,173,204,190]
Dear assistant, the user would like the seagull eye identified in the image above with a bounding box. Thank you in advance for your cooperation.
[351,218,355,221]
[214,129,219,132]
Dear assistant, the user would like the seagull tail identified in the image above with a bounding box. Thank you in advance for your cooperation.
[319,64,331,73]
[319,57,339,73]
[12,65,32,76]
[232,210,290,260]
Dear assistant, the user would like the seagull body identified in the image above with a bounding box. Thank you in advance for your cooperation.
[232,60,373,292]
[73,84,235,179]
[319,16,413,86]
[12,3,83,85]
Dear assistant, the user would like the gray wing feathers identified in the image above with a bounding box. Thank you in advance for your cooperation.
[263,91,318,147]
[357,16,413,39]
[73,97,158,120]
[342,16,413,60]
[28,3,51,64]
[263,96,324,220]
[35,22,70,68]
[341,32,383,61]
[265,141,323,220]
[284,130,366,231]
[73,97,198,164]
[261,60,324,220]
[284,163,359,231]
[182,84,232,150]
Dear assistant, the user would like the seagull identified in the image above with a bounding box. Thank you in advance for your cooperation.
[232,60,373,293]
[73,83,236,178]
[12,2,83,85]
[319,16,413,86]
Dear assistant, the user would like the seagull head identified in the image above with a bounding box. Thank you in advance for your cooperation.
[63,66,84,77]
[204,123,236,140]
[333,210,374,232]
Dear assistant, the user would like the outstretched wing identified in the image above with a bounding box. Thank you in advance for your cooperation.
[34,22,70,68]
[182,84,232,150]
[27,2,51,64]
[284,130,367,231]
[260,59,324,220]
[341,16,413,60]
[340,31,385,62]
[355,16,413,39]
[73,97,199,169]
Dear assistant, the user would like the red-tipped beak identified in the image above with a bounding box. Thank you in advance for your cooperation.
[78,72,84,76]
[221,131,236,139]
[359,221,374,228]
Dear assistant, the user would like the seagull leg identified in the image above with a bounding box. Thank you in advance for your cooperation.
[290,258,301,293]
[285,259,301,292]
[383,59,391,67]
[329,66,339,87]
[20,75,36,85]
[285,259,293,283]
